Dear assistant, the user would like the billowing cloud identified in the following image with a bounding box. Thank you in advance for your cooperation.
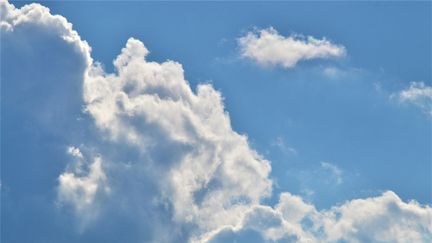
[392,81,432,116]
[205,191,432,243]
[2,1,431,243]
[84,37,273,236]
[238,27,346,68]
[0,0,91,65]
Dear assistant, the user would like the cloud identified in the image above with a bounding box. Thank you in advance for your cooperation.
[2,1,431,242]
[322,66,352,79]
[84,37,273,236]
[272,136,298,156]
[238,27,346,69]
[392,81,432,116]
[284,161,345,201]
[323,66,341,78]
[320,161,343,185]
[205,191,432,243]
[0,0,91,65]
[58,153,109,221]
[67,146,84,159]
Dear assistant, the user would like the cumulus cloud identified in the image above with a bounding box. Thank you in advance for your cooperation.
[206,191,432,243]
[58,151,109,219]
[2,1,431,242]
[84,37,272,235]
[1,0,92,139]
[238,27,346,68]
[392,81,432,116]
[0,0,91,65]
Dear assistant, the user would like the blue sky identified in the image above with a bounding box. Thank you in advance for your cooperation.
[2,1,431,243]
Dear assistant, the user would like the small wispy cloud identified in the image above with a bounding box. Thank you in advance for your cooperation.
[320,161,343,185]
[284,161,345,202]
[67,146,84,159]
[391,81,432,116]
[238,27,346,69]
[323,66,341,78]
[271,136,298,156]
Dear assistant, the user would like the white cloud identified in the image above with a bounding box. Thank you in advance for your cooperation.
[67,146,84,159]
[84,37,273,234]
[58,155,109,218]
[238,27,346,69]
[392,81,432,116]
[0,0,91,66]
[3,1,431,242]
[205,191,432,243]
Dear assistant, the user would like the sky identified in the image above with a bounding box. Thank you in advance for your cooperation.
[1,1,431,243]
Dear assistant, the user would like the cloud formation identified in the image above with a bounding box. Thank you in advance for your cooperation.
[0,0,91,65]
[2,1,431,242]
[238,27,345,69]
[205,191,432,243]
[392,81,432,116]
[84,37,273,237]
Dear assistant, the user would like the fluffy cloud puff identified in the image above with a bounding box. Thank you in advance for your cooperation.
[2,1,431,242]
[392,81,432,116]
[205,191,432,243]
[58,147,109,224]
[238,27,345,69]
